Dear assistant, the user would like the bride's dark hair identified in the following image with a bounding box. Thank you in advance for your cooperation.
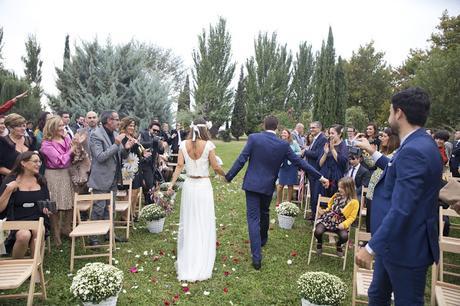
[187,118,211,142]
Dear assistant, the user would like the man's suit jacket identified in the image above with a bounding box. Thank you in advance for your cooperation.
[354,164,371,197]
[449,140,460,174]
[225,131,322,196]
[303,133,327,170]
[88,127,128,191]
[369,128,442,268]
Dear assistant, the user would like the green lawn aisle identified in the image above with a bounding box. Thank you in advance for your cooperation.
[5,140,356,305]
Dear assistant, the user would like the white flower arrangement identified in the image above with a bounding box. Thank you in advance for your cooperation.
[276,202,301,217]
[297,272,347,305]
[70,263,123,303]
[122,152,139,180]
[139,204,167,222]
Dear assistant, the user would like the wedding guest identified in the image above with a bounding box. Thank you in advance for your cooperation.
[366,123,381,151]
[0,115,7,136]
[77,111,98,160]
[314,177,359,257]
[0,151,51,258]
[0,113,35,185]
[292,123,305,148]
[40,115,81,246]
[87,110,131,245]
[318,124,348,197]
[160,122,170,144]
[450,129,460,177]
[345,126,357,147]
[119,117,151,219]
[346,153,370,201]
[434,130,451,167]
[364,128,400,232]
[33,111,51,149]
[169,123,188,162]
[58,110,74,139]
[70,115,85,134]
[0,91,28,115]
[302,121,328,220]
[276,129,301,205]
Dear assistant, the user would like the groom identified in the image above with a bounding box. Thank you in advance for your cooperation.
[225,115,329,270]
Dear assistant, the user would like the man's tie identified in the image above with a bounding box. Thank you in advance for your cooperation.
[65,126,73,139]
[349,166,356,179]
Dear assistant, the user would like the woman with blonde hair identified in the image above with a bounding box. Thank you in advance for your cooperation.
[40,115,83,246]
[168,118,226,282]
[314,176,359,257]
[276,129,301,205]
[119,117,151,220]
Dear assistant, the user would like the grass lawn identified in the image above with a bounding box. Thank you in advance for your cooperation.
[2,140,459,305]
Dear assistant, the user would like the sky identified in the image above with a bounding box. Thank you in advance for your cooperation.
[1,0,459,101]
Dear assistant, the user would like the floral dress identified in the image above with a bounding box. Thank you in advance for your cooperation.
[316,195,347,231]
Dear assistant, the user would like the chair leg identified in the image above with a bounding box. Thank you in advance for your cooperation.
[307,229,314,265]
[342,240,349,271]
[27,268,37,306]
[440,251,444,282]
[70,236,75,272]
[39,264,47,299]
[47,236,51,254]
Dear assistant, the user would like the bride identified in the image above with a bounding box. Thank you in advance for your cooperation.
[168,118,226,282]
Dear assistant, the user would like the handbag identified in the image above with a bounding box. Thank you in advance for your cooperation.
[69,144,91,187]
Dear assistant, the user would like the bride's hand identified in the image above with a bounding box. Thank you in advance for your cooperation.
[167,187,174,196]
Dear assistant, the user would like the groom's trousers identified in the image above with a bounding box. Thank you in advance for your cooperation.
[245,190,272,262]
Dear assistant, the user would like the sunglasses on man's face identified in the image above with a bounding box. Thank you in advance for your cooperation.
[152,129,160,133]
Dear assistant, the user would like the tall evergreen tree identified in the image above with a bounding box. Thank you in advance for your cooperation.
[289,41,315,116]
[63,34,70,68]
[21,34,43,94]
[245,32,292,134]
[334,56,347,124]
[231,66,246,140]
[192,17,236,137]
[177,74,190,113]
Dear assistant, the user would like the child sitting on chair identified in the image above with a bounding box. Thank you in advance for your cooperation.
[314,176,359,257]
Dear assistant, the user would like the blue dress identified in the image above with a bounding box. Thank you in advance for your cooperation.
[319,141,348,197]
[278,141,301,185]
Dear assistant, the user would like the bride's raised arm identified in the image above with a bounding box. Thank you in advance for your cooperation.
[168,150,185,194]
[209,147,226,177]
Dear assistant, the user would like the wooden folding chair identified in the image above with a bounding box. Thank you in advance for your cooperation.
[358,187,368,231]
[351,229,373,305]
[69,192,114,271]
[115,179,132,240]
[307,195,350,271]
[431,263,460,306]
[0,218,47,306]
[303,183,311,219]
[438,206,460,281]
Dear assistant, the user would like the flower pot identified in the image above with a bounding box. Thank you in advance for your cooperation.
[301,298,327,306]
[83,295,118,306]
[278,214,295,229]
[146,218,165,233]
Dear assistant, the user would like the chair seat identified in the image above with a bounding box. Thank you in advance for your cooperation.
[115,202,129,212]
[356,269,373,296]
[69,222,110,237]
[435,283,460,306]
[0,260,34,289]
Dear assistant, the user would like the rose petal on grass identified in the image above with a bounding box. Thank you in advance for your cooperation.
[129,267,138,273]
[223,287,229,293]
[182,286,190,293]
[224,271,230,276]
[291,250,297,257]
[164,300,170,306]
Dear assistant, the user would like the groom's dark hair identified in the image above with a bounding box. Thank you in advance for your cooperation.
[264,115,278,131]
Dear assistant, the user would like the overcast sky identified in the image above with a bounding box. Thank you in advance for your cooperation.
[1,0,459,99]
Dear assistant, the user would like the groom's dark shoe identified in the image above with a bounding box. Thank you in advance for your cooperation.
[252,260,261,270]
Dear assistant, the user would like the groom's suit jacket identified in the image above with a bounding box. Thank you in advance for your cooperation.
[369,128,442,268]
[226,131,322,196]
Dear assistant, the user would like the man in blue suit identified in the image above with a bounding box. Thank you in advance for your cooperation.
[225,116,329,270]
[355,87,442,305]
[302,121,327,220]
[449,129,460,177]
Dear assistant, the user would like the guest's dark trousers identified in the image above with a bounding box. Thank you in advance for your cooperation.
[89,182,117,243]
[368,255,427,306]
[314,223,348,246]
[245,190,272,262]
[365,198,372,233]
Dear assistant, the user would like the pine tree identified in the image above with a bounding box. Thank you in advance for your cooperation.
[245,32,292,134]
[289,41,315,117]
[192,17,236,137]
[334,56,347,124]
[177,74,190,113]
[231,66,246,140]
[63,34,70,69]
[21,34,43,95]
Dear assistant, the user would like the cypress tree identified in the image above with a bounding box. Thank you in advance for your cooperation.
[334,56,347,125]
[21,34,43,95]
[177,74,190,113]
[289,41,315,116]
[231,65,246,140]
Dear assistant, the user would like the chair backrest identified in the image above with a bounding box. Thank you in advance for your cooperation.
[73,192,114,228]
[439,206,460,239]
[358,187,368,231]
[313,195,332,223]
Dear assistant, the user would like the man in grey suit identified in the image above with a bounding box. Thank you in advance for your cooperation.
[87,110,134,245]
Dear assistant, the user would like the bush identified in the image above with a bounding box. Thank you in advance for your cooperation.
[297,272,347,305]
[276,202,301,217]
[219,129,232,142]
[70,263,123,303]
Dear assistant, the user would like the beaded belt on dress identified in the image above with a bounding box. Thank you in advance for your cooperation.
[187,175,209,179]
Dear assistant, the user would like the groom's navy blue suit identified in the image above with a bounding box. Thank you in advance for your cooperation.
[226,131,323,262]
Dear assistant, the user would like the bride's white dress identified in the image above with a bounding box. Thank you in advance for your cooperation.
[177,140,216,281]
